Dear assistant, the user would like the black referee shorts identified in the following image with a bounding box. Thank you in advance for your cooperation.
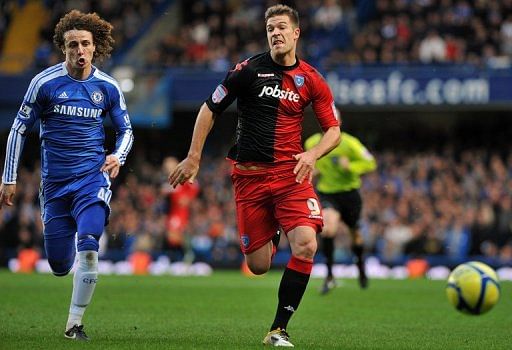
[318,189,362,229]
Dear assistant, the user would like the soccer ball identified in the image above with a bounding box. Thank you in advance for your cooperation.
[446,261,500,315]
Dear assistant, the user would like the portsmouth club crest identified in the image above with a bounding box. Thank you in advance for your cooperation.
[241,235,250,249]
[294,74,305,88]
[91,90,104,104]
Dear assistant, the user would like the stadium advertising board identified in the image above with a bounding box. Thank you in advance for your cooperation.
[324,65,512,107]
[327,70,489,106]
[169,66,512,109]
[1,66,512,129]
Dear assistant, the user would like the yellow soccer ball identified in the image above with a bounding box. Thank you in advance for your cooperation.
[446,261,500,315]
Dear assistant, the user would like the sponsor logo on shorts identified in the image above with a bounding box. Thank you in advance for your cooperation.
[258,73,275,77]
[308,215,323,219]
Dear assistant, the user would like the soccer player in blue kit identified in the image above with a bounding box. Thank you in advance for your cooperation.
[0,10,133,340]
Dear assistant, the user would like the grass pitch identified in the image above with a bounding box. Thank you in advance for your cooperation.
[0,270,510,349]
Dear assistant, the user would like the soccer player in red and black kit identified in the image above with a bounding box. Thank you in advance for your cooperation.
[169,5,340,347]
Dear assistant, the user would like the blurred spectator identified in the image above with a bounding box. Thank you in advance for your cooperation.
[161,157,200,261]
[313,0,343,31]
[419,30,446,63]
[500,14,512,57]
[0,1,16,54]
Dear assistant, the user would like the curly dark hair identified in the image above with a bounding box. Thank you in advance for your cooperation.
[53,10,115,62]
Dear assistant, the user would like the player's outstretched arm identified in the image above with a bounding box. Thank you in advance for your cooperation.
[168,103,216,188]
[0,183,16,209]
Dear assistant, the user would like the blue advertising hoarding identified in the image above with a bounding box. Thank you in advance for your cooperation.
[169,65,512,108]
[1,65,511,129]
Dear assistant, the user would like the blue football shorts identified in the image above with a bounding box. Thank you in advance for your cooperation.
[40,170,112,237]
[39,170,112,274]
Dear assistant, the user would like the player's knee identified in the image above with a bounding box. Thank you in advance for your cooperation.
[77,234,99,252]
[304,239,318,257]
[48,258,74,277]
[247,259,271,275]
[246,255,270,275]
[294,239,317,260]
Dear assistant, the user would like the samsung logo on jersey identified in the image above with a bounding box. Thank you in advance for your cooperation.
[258,85,300,102]
[53,104,103,118]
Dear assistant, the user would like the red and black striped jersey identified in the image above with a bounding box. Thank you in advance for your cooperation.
[206,51,339,164]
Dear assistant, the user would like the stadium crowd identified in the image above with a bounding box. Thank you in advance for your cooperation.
[144,0,512,71]
[0,0,165,71]
[0,1,15,54]
[2,0,512,71]
[1,146,511,268]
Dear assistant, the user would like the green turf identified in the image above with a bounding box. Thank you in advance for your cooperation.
[0,270,510,349]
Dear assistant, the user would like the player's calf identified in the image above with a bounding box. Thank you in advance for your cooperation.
[351,243,368,289]
[66,236,99,336]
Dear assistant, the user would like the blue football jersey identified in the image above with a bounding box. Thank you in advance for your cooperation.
[2,62,133,183]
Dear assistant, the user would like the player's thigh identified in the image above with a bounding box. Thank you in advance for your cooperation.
[232,173,279,255]
[43,203,77,276]
[236,197,279,254]
[71,171,112,227]
[273,179,323,235]
[76,202,106,236]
